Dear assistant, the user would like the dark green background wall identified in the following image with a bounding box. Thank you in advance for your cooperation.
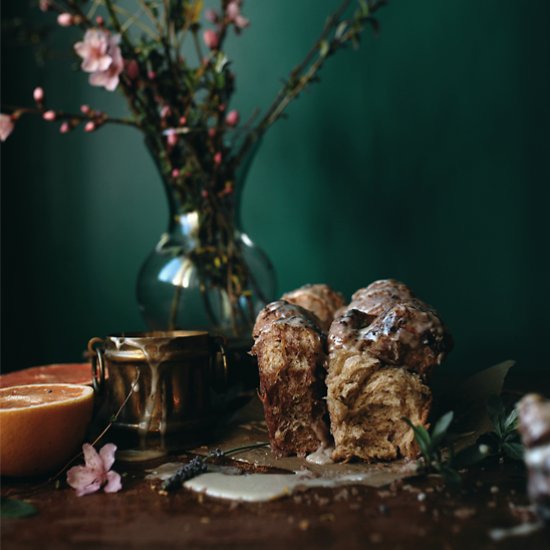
[2,1,549,378]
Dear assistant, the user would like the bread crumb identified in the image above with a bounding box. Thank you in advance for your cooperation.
[298,520,310,531]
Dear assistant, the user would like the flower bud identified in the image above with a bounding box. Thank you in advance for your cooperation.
[166,131,178,147]
[126,60,139,80]
[84,121,96,132]
[203,29,219,50]
[171,168,180,179]
[33,87,44,104]
[80,104,91,114]
[208,128,216,138]
[214,152,222,165]
[57,13,73,27]
[42,110,56,121]
[225,110,239,127]
[60,122,71,134]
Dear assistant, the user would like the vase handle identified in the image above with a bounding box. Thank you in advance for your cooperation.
[88,337,105,393]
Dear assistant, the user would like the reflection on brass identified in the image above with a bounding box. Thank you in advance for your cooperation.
[88,331,234,449]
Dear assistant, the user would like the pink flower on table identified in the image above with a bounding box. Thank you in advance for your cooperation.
[67,443,122,497]
[74,29,124,91]
[203,29,219,50]
[0,114,14,142]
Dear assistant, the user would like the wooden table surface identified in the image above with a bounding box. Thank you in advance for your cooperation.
[2,458,549,549]
[2,370,549,549]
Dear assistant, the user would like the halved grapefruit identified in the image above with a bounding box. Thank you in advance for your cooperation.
[0,384,94,477]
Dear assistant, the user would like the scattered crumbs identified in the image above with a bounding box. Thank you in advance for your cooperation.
[287,516,294,524]
[417,493,426,502]
[315,496,330,507]
[298,520,310,531]
[416,528,427,537]
[334,488,349,502]
[200,517,211,524]
[432,509,440,520]
[293,495,303,504]
[229,501,239,511]
[475,481,483,488]
[508,503,537,523]
[349,503,361,511]
[454,507,475,520]
[54,480,61,490]
[488,501,497,509]
[320,513,335,522]
[490,486,499,494]
[378,504,389,515]
[377,490,391,498]
[351,487,359,496]
[369,533,383,544]
[425,487,434,493]
[420,505,427,513]
[451,525,461,535]
[402,484,417,493]
[197,494,205,504]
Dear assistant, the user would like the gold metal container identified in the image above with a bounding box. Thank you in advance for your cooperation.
[88,331,232,449]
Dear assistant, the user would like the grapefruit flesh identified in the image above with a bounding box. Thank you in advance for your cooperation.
[0,384,94,477]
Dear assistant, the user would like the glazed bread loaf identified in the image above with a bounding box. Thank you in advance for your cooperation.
[251,301,330,456]
[327,279,452,461]
[281,284,346,332]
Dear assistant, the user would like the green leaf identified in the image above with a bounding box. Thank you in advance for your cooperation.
[503,407,519,434]
[403,417,432,458]
[502,442,524,461]
[431,411,454,448]
[319,40,330,57]
[335,22,348,40]
[359,0,370,16]
[1,497,38,519]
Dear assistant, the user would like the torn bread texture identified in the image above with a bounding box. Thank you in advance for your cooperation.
[281,284,346,332]
[251,301,330,457]
[327,279,452,462]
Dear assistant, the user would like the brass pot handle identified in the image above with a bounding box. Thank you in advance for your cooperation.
[88,337,105,393]
[211,337,229,391]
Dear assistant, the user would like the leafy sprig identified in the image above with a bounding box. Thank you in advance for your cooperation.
[405,395,524,487]
[404,412,462,486]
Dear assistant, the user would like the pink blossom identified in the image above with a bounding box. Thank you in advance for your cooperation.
[203,29,219,50]
[33,87,44,103]
[84,121,96,132]
[0,114,14,142]
[208,128,216,138]
[80,104,91,114]
[226,110,239,127]
[96,16,105,27]
[75,30,123,91]
[171,168,180,178]
[42,110,56,121]
[214,152,222,165]
[67,443,122,497]
[57,13,74,27]
[60,122,71,134]
[226,1,249,30]
[39,0,51,12]
[179,116,187,125]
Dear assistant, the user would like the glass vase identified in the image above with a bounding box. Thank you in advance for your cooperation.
[136,140,276,343]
